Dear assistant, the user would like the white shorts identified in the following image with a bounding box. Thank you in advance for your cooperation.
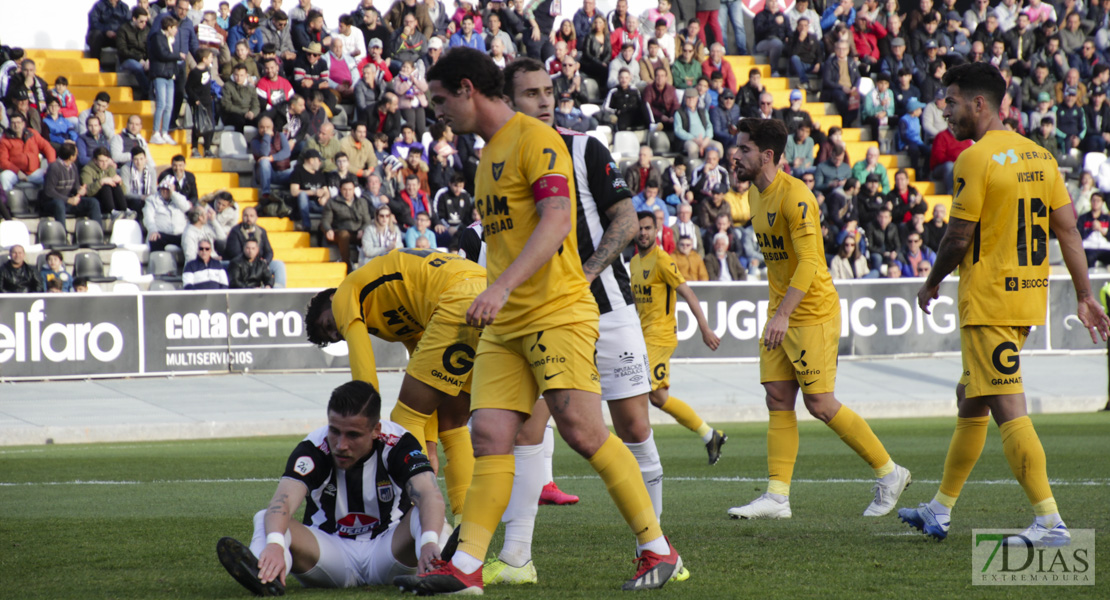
[294,525,414,588]
[596,304,653,402]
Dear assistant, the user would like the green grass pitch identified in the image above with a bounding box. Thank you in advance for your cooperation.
[1,414,1107,599]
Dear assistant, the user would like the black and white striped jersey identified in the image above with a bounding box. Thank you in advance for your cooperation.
[281,420,432,540]
[458,130,635,315]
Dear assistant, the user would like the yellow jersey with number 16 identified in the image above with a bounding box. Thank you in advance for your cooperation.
[949,130,1070,327]
[748,170,839,326]
[475,112,597,338]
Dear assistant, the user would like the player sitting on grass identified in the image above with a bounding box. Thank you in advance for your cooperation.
[216,380,450,596]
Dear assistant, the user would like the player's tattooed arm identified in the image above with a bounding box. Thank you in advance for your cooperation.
[535,195,572,217]
[267,493,290,517]
[583,198,637,282]
[925,216,976,289]
[404,471,447,573]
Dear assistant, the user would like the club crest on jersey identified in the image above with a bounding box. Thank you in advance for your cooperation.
[767,212,777,227]
[492,161,505,180]
[293,456,315,476]
[377,480,394,503]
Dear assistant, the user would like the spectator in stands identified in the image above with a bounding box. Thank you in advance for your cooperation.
[87,0,132,58]
[734,69,762,117]
[183,237,229,289]
[390,13,428,67]
[391,124,425,161]
[1055,86,1087,156]
[704,210,741,254]
[829,234,871,279]
[921,88,947,144]
[5,60,48,117]
[82,147,133,220]
[668,201,700,254]
[822,40,861,126]
[323,37,358,103]
[287,148,328,231]
[638,39,671,86]
[38,250,73,293]
[261,10,297,64]
[322,179,372,270]
[865,205,901,269]
[672,41,701,90]
[710,89,740,148]
[224,205,286,286]
[755,92,780,122]
[784,123,816,177]
[851,146,890,194]
[786,17,823,87]
[354,63,387,125]
[1032,34,1070,83]
[1056,69,1088,106]
[753,0,788,77]
[6,89,42,134]
[269,95,312,156]
[0,113,54,194]
[699,44,735,95]
[160,155,199,203]
[48,77,79,129]
[184,201,229,261]
[890,68,921,120]
[396,172,430,227]
[399,151,430,197]
[923,203,946,252]
[337,123,374,182]
[148,15,181,146]
[856,172,887,227]
[929,126,972,194]
[41,97,78,151]
[695,182,731,230]
[302,121,339,173]
[607,43,641,90]
[229,0,262,28]
[652,206,675,253]
[185,48,218,158]
[662,156,691,206]
[691,145,727,200]
[77,116,113,169]
[0,245,41,293]
[432,172,473,241]
[403,210,437,249]
[121,146,157,210]
[623,146,662,196]
[861,73,894,145]
[248,116,292,199]
[1030,116,1062,160]
[220,64,260,132]
[368,91,402,142]
[705,231,747,281]
[1085,85,1110,153]
[900,231,935,277]
[292,41,333,113]
[449,13,486,51]
[229,239,275,288]
[144,178,189,252]
[1078,193,1110,267]
[673,235,709,280]
[110,115,153,167]
[676,87,721,159]
[814,144,851,197]
[257,57,295,112]
[37,142,96,224]
[228,13,265,54]
[633,178,669,216]
[206,190,239,235]
[821,0,856,31]
[601,68,650,131]
[360,204,404,264]
[886,168,919,223]
[897,97,928,178]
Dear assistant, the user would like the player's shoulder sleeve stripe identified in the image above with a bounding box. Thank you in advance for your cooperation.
[555,125,586,137]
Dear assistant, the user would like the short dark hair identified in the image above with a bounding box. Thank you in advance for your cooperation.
[194,47,213,62]
[942,61,1005,110]
[327,380,382,420]
[503,56,546,98]
[334,151,348,161]
[636,210,656,222]
[91,147,111,160]
[95,91,111,104]
[450,172,466,185]
[47,250,64,262]
[57,142,77,161]
[272,10,288,22]
[172,154,186,164]
[305,288,336,346]
[54,75,68,86]
[736,118,788,164]
[161,15,179,31]
[306,9,323,23]
[72,276,89,289]
[132,6,148,18]
[427,47,505,99]
[339,14,353,26]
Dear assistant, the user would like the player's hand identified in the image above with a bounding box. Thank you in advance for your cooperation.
[418,543,441,574]
[1076,297,1110,343]
[466,284,509,327]
[256,543,287,586]
[917,282,939,314]
[701,327,721,351]
[762,312,788,350]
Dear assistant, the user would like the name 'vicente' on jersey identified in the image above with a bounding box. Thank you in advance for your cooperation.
[949,130,1071,327]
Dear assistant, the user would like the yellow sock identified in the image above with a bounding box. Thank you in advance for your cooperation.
[588,433,663,545]
[439,426,474,517]
[767,410,798,497]
[826,406,893,476]
[390,402,433,454]
[424,410,439,449]
[458,454,515,561]
[934,416,990,509]
[999,416,1056,515]
[660,397,707,435]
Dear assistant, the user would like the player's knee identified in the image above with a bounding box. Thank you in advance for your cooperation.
[558,426,607,457]
[801,395,839,422]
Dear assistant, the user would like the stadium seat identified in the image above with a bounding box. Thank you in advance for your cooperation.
[857,77,874,98]
[587,129,608,148]
[73,250,114,282]
[110,281,142,294]
[6,188,36,217]
[218,131,250,160]
[75,219,116,251]
[612,131,639,161]
[37,220,77,251]
[582,77,600,103]
[1098,160,1110,193]
[148,250,181,280]
[1084,152,1107,177]
[147,279,178,291]
[0,220,44,253]
[108,219,149,261]
[592,125,613,147]
[649,130,670,155]
[107,250,153,283]
[580,104,600,118]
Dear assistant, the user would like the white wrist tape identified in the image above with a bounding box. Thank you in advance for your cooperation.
[266,532,287,549]
[419,530,439,548]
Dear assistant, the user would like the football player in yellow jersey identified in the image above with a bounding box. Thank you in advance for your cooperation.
[727,118,911,521]
[630,210,728,458]
[395,48,679,595]
[304,248,484,524]
[900,63,1110,546]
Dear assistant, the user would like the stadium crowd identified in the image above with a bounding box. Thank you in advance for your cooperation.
[3,0,1110,294]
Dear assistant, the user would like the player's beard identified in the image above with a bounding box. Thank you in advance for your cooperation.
[636,234,655,253]
[733,158,758,182]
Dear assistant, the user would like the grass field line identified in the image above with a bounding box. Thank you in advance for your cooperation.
[3,475,1109,487]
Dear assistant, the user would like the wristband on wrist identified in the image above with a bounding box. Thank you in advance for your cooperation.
[266,532,287,548]
[419,530,439,548]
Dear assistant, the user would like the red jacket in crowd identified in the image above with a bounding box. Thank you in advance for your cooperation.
[853,21,888,63]
[0,128,55,175]
[930,128,973,171]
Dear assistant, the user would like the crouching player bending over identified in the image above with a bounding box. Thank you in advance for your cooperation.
[216,381,450,596]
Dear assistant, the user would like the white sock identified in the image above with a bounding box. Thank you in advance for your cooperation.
[1036,513,1062,528]
[926,499,950,516]
[625,430,664,521]
[767,493,788,503]
[497,443,544,568]
[636,535,669,557]
[542,424,555,484]
[248,509,292,576]
[700,429,714,443]
[452,550,484,574]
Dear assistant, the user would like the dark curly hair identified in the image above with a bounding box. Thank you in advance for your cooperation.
[305,288,337,346]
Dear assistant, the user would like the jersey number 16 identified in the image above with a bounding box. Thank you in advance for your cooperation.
[1015,197,1047,267]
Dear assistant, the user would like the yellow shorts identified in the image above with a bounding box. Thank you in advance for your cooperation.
[646,344,675,391]
[759,314,840,395]
[959,325,1030,398]
[470,320,601,414]
[405,278,485,397]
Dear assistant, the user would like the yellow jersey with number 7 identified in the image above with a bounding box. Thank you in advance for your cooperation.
[949,130,1070,327]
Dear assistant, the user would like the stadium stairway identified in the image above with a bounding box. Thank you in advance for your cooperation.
[29,48,346,288]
